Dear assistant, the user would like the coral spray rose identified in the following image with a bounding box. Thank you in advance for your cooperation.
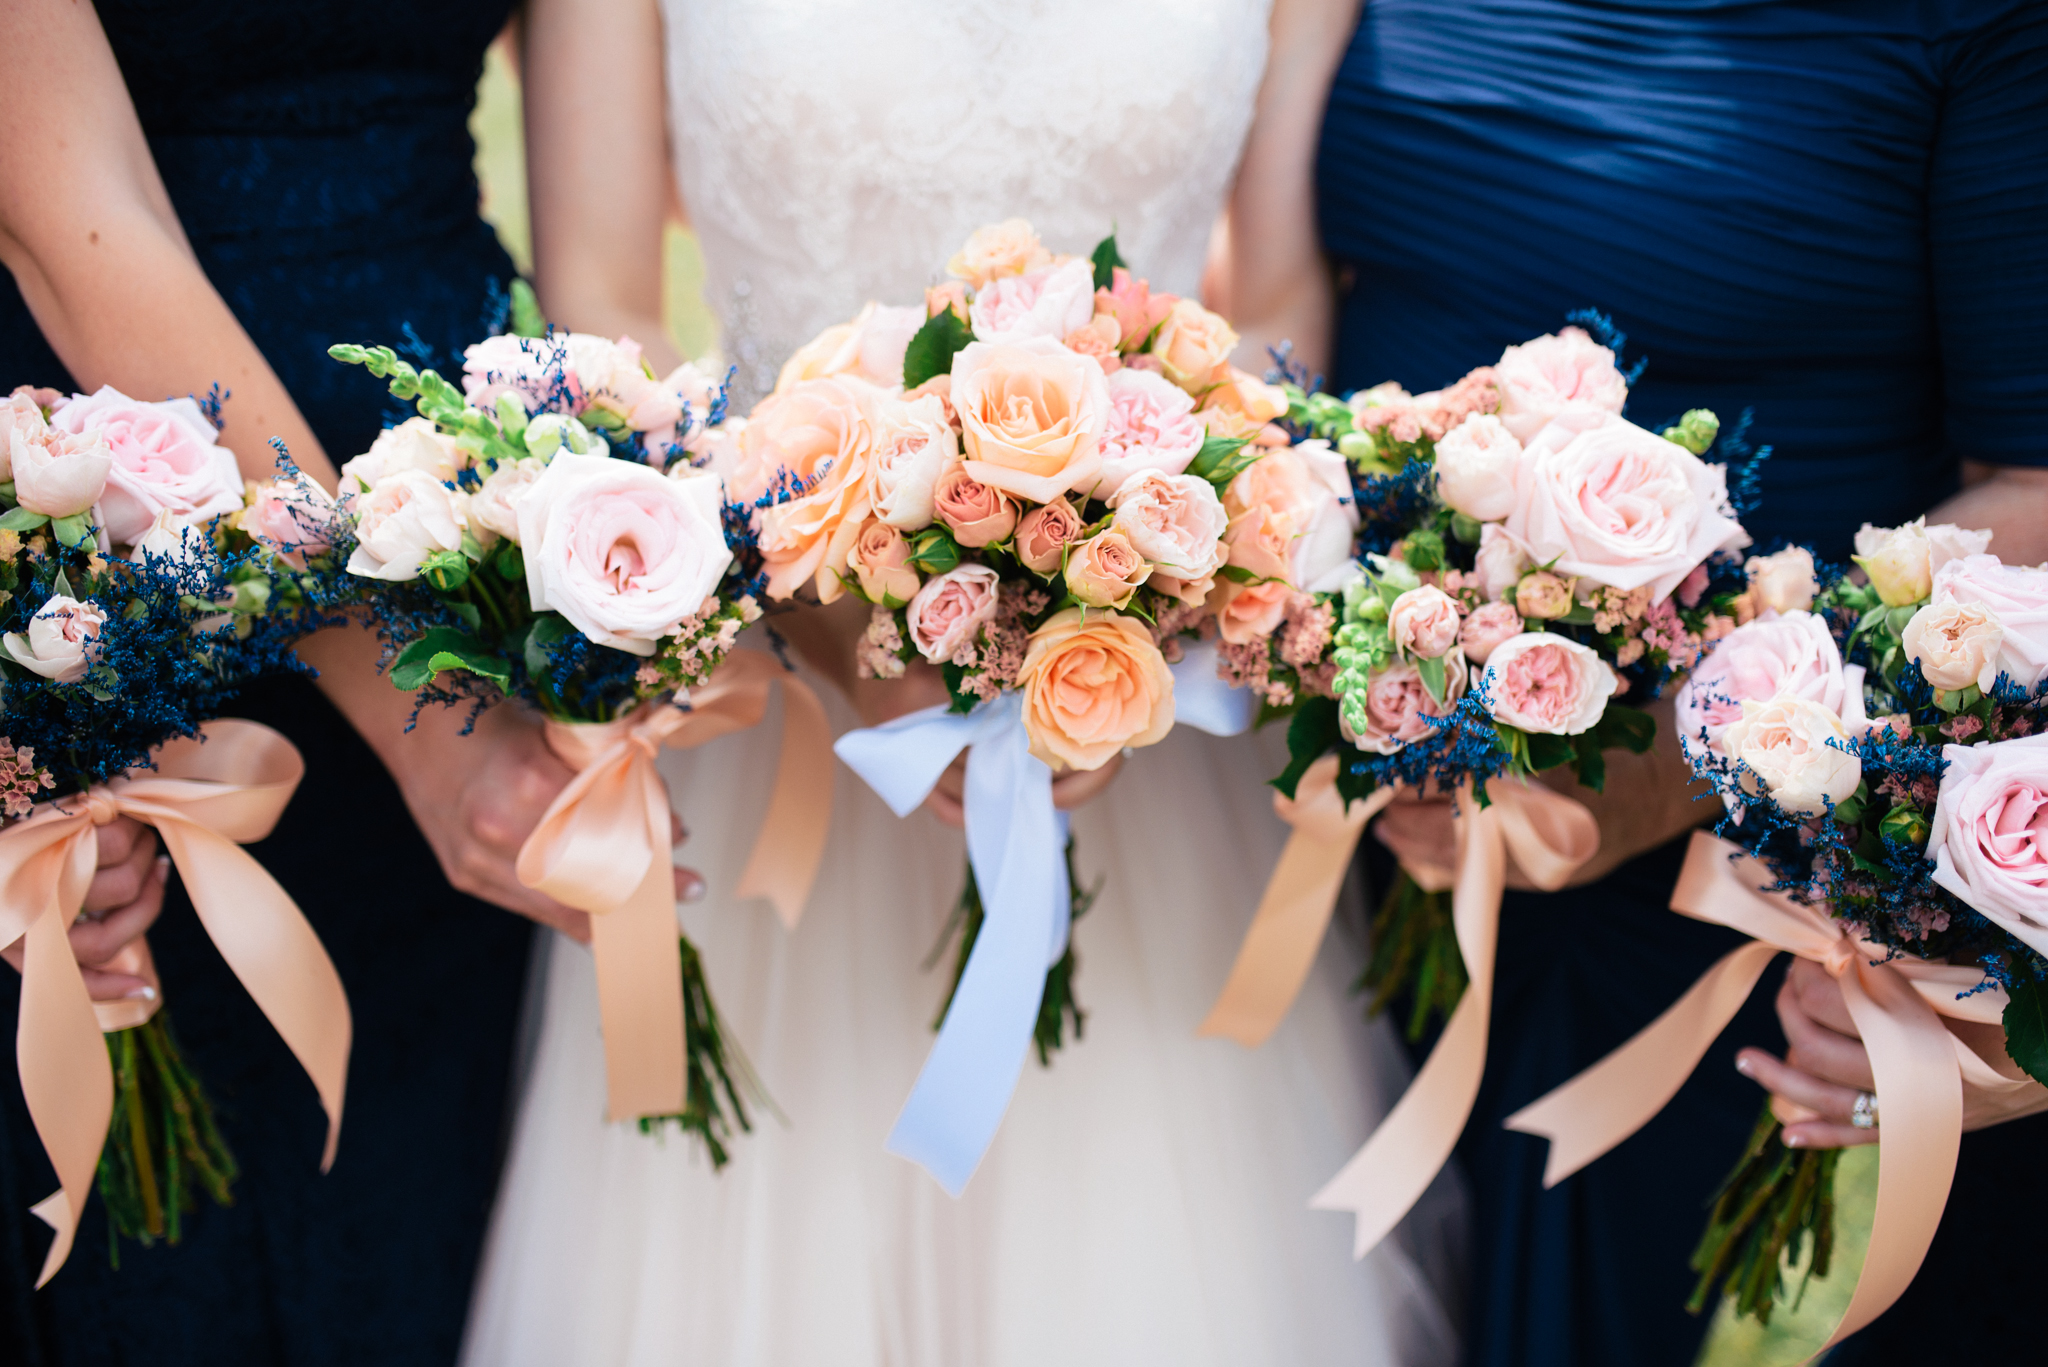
[1018,608,1175,770]
[1015,498,1084,575]
[845,520,921,607]
[949,338,1108,503]
[1063,530,1151,609]
[931,460,1019,548]
[906,565,1001,664]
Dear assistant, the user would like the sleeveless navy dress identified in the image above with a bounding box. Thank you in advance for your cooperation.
[0,5,534,1363]
[1319,4,2048,1364]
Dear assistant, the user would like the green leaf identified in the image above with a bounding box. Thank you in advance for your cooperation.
[1553,602,1597,626]
[1593,704,1657,755]
[49,514,94,550]
[509,279,548,339]
[1271,696,1340,800]
[392,627,505,691]
[2004,974,2048,1086]
[51,567,73,600]
[1216,563,1265,585]
[524,613,576,683]
[901,308,973,390]
[495,539,527,582]
[938,661,979,715]
[1572,730,1608,793]
[1188,434,1258,488]
[447,600,483,634]
[1525,731,1579,773]
[1090,233,1127,291]
[1415,652,1448,705]
[0,507,49,532]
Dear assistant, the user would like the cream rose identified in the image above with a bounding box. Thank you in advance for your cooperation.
[1494,327,1630,442]
[1431,413,1522,522]
[12,426,112,519]
[946,219,1052,286]
[1389,585,1463,660]
[514,455,731,655]
[3,595,105,684]
[865,393,957,529]
[1724,695,1863,817]
[1086,367,1205,499]
[906,564,1001,664]
[950,338,1108,503]
[345,468,467,582]
[1902,600,2005,693]
[1107,471,1226,582]
[1851,519,1993,608]
[1018,608,1175,771]
[468,457,547,543]
[1745,546,1819,615]
[340,416,467,496]
[1929,554,2048,691]
[1149,298,1238,394]
[1480,632,1618,736]
[969,258,1097,346]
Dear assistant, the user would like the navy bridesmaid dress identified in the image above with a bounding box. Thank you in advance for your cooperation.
[1318,3,2047,1363]
[0,4,536,1362]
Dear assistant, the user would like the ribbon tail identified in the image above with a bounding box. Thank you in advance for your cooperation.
[733,672,834,930]
[1199,773,1391,1047]
[1505,941,1781,1187]
[1312,783,1501,1258]
[592,773,690,1122]
[19,886,112,1286]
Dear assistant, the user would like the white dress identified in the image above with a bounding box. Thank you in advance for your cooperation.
[462,3,1465,1364]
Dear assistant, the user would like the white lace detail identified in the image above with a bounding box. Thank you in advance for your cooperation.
[662,0,1272,406]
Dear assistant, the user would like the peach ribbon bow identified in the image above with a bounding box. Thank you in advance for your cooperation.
[1309,776,1599,1258]
[0,720,351,1286]
[1506,831,2028,1349]
[515,648,830,1121]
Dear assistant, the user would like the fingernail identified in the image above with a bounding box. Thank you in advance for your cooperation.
[1783,1132,1804,1148]
[680,877,706,904]
[124,986,157,1002]
[155,855,171,879]
[1735,1055,1754,1076]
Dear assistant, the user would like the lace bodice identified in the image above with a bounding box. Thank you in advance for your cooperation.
[662,0,1271,404]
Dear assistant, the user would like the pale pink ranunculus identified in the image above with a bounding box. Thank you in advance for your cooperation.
[1673,610,1860,757]
[1224,440,1359,593]
[1745,546,1819,615]
[865,393,957,530]
[1095,267,1175,351]
[1107,470,1226,581]
[46,387,243,545]
[1473,522,1532,602]
[734,376,880,599]
[1018,607,1175,771]
[845,519,921,607]
[1150,298,1238,394]
[1389,584,1463,660]
[1016,498,1084,576]
[1064,530,1151,609]
[1503,408,1748,599]
[1724,695,1862,817]
[969,258,1097,346]
[2,595,105,684]
[11,426,112,519]
[514,454,731,655]
[1494,327,1630,442]
[950,338,1108,504]
[468,457,547,544]
[1929,554,2048,691]
[1481,632,1617,735]
[1431,413,1522,522]
[906,564,1001,665]
[346,468,468,582]
[340,416,467,496]
[1902,600,2005,693]
[946,219,1053,287]
[1928,733,2048,956]
[1343,651,1470,755]
[931,460,1018,548]
[1211,577,1294,645]
[1086,367,1205,499]
[1458,602,1523,665]
[239,475,338,569]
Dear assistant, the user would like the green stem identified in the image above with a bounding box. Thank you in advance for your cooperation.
[96,1010,238,1262]
[1355,870,1466,1042]
[1687,1104,1840,1324]
[931,839,1100,1066]
[636,935,771,1167]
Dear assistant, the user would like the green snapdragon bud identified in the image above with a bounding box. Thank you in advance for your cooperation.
[1660,409,1720,455]
[421,548,471,593]
[1337,431,1376,462]
[230,579,271,616]
[495,392,529,440]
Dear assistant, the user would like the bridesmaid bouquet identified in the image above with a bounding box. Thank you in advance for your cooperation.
[327,295,832,1165]
[0,384,350,1280]
[723,220,1272,1192]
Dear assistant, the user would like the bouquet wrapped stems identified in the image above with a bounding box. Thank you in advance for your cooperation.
[1358,868,1466,1043]
[636,934,764,1169]
[97,1011,237,1264]
[931,840,1099,1067]
[1688,1105,1839,1324]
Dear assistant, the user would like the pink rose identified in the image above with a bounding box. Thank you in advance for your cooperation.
[240,475,338,569]
[1458,601,1524,664]
[1930,554,2048,691]
[1343,651,1470,755]
[865,393,957,529]
[1064,530,1152,609]
[931,460,1018,548]
[1928,733,2048,956]
[1107,470,1226,581]
[1503,408,1748,599]
[1674,610,1861,756]
[1724,696,1863,817]
[845,519,921,607]
[1388,584,1463,660]
[1095,267,1175,352]
[950,338,1108,504]
[45,387,242,545]
[1149,298,1238,394]
[1494,327,1630,442]
[514,455,732,655]
[906,564,1001,664]
[1225,441,1360,592]
[1018,608,1175,771]
[1481,632,1617,735]
[969,258,1097,345]
[1016,498,1084,575]
[1086,367,1205,499]
[2,595,105,684]
[10,426,111,519]
[1473,522,1532,601]
[1902,600,2004,693]
[1211,577,1293,645]
[1431,413,1522,522]
[946,220,1053,287]
[345,468,467,582]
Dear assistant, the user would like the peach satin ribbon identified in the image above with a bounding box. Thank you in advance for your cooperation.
[515,648,829,1121]
[0,720,351,1285]
[1505,831,2026,1349]
[1310,777,1598,1258]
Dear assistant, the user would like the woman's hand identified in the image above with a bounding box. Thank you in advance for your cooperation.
[1,816,170,1001]
[1736,957,2048,1149]
[925,752,1125,829]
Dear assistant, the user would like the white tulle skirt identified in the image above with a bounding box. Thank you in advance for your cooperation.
[461,675,1464,1367]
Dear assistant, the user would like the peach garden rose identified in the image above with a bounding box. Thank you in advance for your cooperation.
[1017,608,1175,771]
[950,338,1108,504]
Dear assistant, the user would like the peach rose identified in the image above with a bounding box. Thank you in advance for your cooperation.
[1342,652,1471,755]
[845,519,921,607]
[1018,607,1175,771]
[1389,584,1463,660]
[969,258,1097,345]
[906,564,1001,664]
[1107,470,1227,582]
[1224,441,1359,593]
[946,219,1053,286]
[1514,571,1575,621]
[1458,601,1524,664]
[927,281,970,323]
[1150,298,1238,393]
[1746,546,1819,615]
[1223,503,1295,584]
[1211,577,1293,645]
[1086,367,1205,499]
[775,302,927,394]
[1064,530,1151,609]
[1095,267,1175,351]
[3,595,105,684]
[734,376,879,598]
[1480,632,1617,735]
[1016,497,1084,575]
[1494,327,1630,442]
[931,459,1018,548]
[950,337,1108,503]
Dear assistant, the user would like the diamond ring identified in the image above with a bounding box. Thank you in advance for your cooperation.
[1850,1092,1878,1130]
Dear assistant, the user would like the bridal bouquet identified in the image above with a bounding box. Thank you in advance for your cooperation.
[723,220,1269,1192]
[329,298,832,1164]
[0,384,351,1282]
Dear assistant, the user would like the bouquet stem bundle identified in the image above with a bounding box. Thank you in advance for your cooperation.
[931,840,1100,1066]
[1358,870,1466,1043]
[97,1012,237,1264]
[1688,1105,1839,1324]
[636,936,762,1170]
